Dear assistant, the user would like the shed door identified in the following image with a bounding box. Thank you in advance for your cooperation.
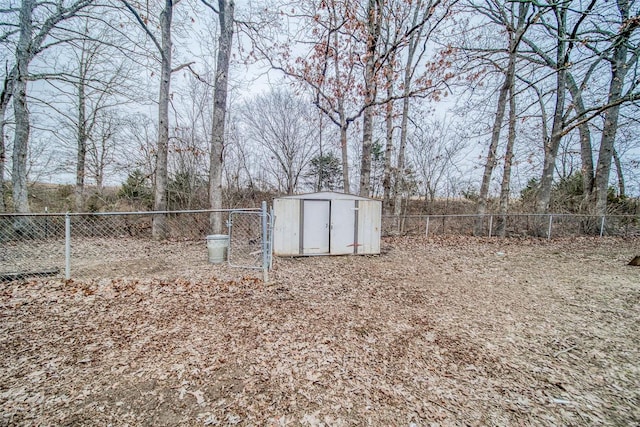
[303,200,330,254]
[330,199,356,254]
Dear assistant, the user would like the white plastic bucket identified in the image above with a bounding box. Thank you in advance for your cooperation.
[206,234,229,264]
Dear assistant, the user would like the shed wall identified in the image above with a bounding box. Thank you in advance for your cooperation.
[273,198,300,256]
[273,194,381,256]
[356,200,382,254]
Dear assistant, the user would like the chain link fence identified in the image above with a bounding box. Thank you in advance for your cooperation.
[0,214,66,280]
[382,213,640,238]
[3,210,636,281]
[228,211,266,269]
[1,208,272,282]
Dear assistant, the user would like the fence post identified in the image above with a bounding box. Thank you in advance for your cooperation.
[44,207,49,238]
[547,214,553,240]
[269,206,275,271]
[600,216,605,237]
[65,212,71,279]
[488,215,493,238]
[261,201,269,283]
[425,216,430,238]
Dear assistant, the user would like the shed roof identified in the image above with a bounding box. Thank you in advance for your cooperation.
[275,191,379,201]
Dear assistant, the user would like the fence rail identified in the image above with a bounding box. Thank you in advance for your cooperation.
[382,213,640,238]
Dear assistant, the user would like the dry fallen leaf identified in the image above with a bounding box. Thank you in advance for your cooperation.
[0,236,638,425]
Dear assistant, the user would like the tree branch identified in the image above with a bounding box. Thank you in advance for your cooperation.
[119,0,164,57]
[200,0,219,14]
[171,61,195,73]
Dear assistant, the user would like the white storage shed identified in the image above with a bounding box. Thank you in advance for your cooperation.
[273,192,382,256]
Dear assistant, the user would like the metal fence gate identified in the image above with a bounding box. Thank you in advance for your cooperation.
[227,202,273,277]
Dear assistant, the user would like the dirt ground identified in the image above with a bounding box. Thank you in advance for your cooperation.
[1,236,639,426]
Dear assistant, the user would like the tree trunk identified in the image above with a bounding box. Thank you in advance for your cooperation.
[75,63,87,212]
[317,112,323,192]
[358,0,381,198]
[392,1,424,230]
[566,74,594,200]
[12,77,30,214]
[152,0,174,240]
[474,60,512,234]
[536,7,568,215]
[393,63,415,220]
[474,1,530,234]
[332,28,350,194]
[339,123,349,193]
[0,102,6,212]
[496,84,516,237]
[593,6,629,218]
[612,147,625,198]
[535,95,566,214]
[359,99,375,197]
[593,103,624,217]
[209,0,234,234]
[95,146,105,191]
[382,64,394,215]
[12,0,35,214]
[0,71,13,213]
[287,158,295,195]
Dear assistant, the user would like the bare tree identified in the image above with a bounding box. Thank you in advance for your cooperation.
[454,1,640,221]
[382,54,396,212]
[408,115,468,204]
[248,0,455,196]
[531,2,595,214]
[85,109,126,192]
[461,0,538,234]
[495,82,517,237]
[590,0,639,217]
[516,0,640,218]
[360,0,454,198]
[390,0,452,220]
[71,33,130,210]
[1,9,18,212]
[241,89,319,195]
[222,112,259,198]
[8,0,93,213]
[39,18,134,211]
[611,115,640,197]
[167,72,213,209]
[120,0,183,238]
[120,113,158,181]
[200,0,235,234]
[246,0,360,192]
[358,0,384,197]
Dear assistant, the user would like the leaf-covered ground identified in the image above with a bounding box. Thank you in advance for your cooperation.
[1,236,639,426]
